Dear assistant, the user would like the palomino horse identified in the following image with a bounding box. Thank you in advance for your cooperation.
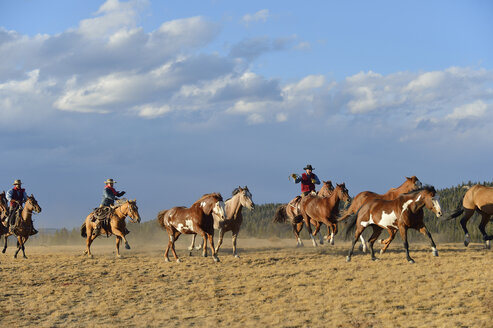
[345,186,442,263]
[2,195,42,259]
[189,186,255,258]
[448,184,493,249]
[81,199,141,258]
[157,193,226,263]
[298,183,351,247]
[273,181,334,246]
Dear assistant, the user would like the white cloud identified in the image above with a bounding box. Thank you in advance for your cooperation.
[242,9,270,24]
[446,100,488,120]
[134,104,171,118]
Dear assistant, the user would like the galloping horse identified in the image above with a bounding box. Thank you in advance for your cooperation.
[81,199,141,258]
[0,191,9,236]
[447,184,493,249]
[298,183,351,247]
[273,181,334,246]
[345,186,442,263]
[189,186,255,258]
[338,176,422,222]
[2,195,42,259]
[157,193,226,263]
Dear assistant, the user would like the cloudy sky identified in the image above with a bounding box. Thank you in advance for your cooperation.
[0,0,492,229]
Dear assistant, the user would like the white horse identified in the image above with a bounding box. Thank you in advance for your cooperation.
[189,186,254,258]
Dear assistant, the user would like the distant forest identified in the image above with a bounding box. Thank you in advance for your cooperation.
[29,181,493,245]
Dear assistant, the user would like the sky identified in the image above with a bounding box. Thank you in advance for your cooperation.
[0,0,492,229]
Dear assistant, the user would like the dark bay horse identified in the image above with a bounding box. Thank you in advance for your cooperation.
[81,199,141,258]
[157,193,226,263]
[273,181,334,246]
[298,183,351,247]
[2,195,42,259]
[447,184,493,249]
[189,186,254,258]
[345,186,442,263]
[0,191,9,236]
[338,176,422,222]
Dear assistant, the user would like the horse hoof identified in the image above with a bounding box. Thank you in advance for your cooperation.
[330,240,335,246]
[464,234,471,247]
[371,257,378,261]
[408,259,415,264]
[125,244,131,250]
[213,256,220,263]
[296,243,304,248]
[176,259,181,263]
[346,256,351,262]
[432,250,439,257]
[189,252,193,257]
[23,256,28,259]
[358,244,364,251]
[379,249,384,255]
[234,254,240,259]
[164,258,170,262]
[202,253,208,258]
[485,240,491,250]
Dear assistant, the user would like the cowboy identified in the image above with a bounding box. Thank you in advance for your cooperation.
[291,164,321,196]
[6,179,37,235]
[93,179,126,236]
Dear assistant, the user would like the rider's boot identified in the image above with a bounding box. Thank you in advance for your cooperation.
[29,221,38,235]
[92,219,101,236]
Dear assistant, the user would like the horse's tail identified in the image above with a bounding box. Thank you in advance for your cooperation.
[337,202,355,222]
[80,222,87,238]
[273,204,288,223]
[343,213,358,240]
[446,206,464,221]
[157,210,169,229]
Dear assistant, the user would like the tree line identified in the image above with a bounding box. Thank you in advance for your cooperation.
[28,181,493,245]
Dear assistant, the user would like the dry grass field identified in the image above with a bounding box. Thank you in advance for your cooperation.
[0,237,491,327]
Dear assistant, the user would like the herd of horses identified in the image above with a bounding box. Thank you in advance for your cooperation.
[0,178,492,263]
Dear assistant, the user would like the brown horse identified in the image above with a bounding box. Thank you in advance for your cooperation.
[345,186,442,263]
[0,191,9,236]
[338,176,422,222]
[273,181,334,246]
[81,199,141,258]
[157,193,226,263]
[189,186,255,258]
[2,195,42,259]
[298,183,351,247]
[447,184,493,249]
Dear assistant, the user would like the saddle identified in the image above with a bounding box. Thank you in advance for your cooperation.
[91,205,130,236]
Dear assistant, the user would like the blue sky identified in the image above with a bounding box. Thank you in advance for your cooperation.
[0,0,492,229]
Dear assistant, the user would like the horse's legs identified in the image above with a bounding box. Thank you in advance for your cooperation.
[460,209,475,247]
[302,215,317,247]
[368,226,383,261]
[207,233,219,262]
[115,236,122,258]
[169,231,181,262]
[399,226,414,264]
[418,226,438,257]
[347,224,365,262]
[379,228,397,254]
[14,236,26,259]
[2,234,8,253]
[312,221,323,245]
[85,234,97,258]
[201,232,208,258]
[293,222,304,247]
[232,229,240,258]
[188,234,197,254]
[478,212,492,249]
[215,228,225,254]
[329,222,337,245]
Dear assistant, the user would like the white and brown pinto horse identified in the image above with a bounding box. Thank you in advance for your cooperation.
[273,181,334,246]
[448,184,493,249]
[345,186,442,263]
[298,183,351,247]
[189,186,254,258]
[81,199,141,258]
[2,195,42,259]
[157,193,226,263]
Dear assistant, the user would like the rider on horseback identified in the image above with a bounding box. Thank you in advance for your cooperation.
[92,179,126,236]
[291,164,320,197]
[6,179,37,235]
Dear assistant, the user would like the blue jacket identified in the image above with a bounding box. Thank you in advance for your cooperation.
[100,186,123,207]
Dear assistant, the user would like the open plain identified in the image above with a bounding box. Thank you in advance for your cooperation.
[0,238,491,327]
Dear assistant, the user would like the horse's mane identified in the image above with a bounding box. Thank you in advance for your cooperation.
[193,192,223,205]
[404,185,436,195]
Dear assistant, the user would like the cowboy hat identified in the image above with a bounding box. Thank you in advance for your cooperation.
[104,178,117,184]
[13,179,22,185]
[303,164,314,170]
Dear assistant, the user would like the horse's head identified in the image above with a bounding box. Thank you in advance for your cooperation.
[406,176,422,190]
[199,193,226,222]
[25,194,42,213]
[0,191,7,212]
[335,183,351,203]
[418,186,442,218]
[233,186,255,210]
[123,199,141,223]
[319,180,334,197]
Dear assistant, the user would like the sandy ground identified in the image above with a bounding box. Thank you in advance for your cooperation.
[0,237,491,327]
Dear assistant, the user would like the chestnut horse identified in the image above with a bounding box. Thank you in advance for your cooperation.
[273,181,334,246]
[2,195,42,259]
[189,186,255,258]
[298,183,351,247]
[447,184,493,249]
[338,176,422,222]
[345,186,442,263]
[81,199,141,258]
[157,193,226,263]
